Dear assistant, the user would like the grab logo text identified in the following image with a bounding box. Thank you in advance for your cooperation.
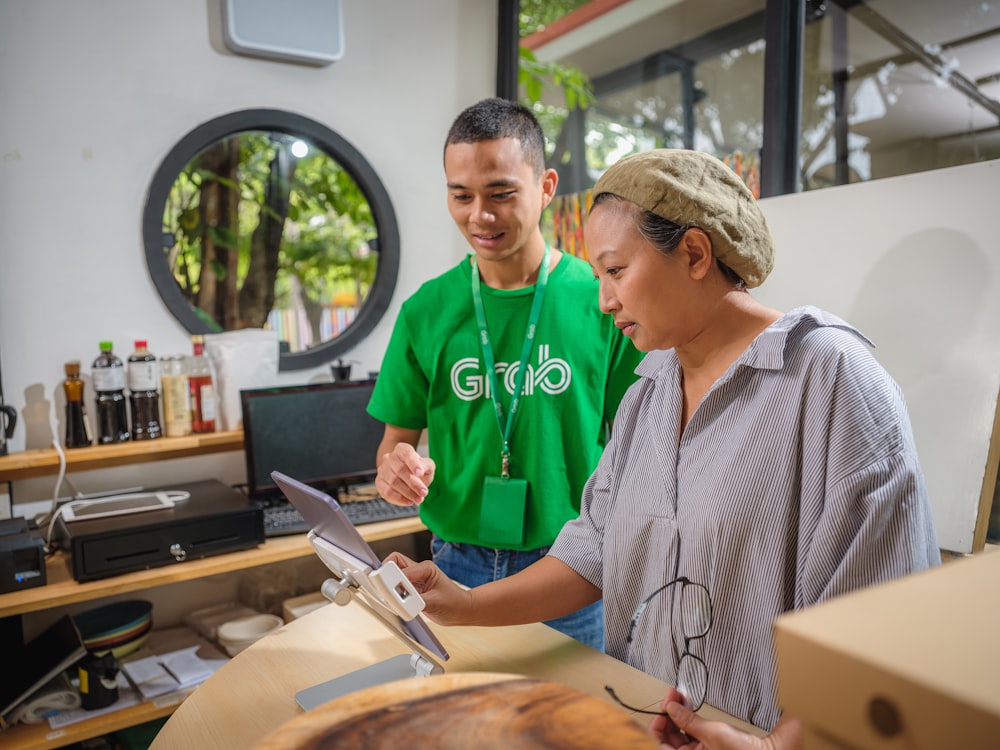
[451,345,571,401]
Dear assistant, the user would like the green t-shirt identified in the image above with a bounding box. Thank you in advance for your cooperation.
[367,253,643,550]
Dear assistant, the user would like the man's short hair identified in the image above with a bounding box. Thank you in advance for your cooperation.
[444,97,547,176]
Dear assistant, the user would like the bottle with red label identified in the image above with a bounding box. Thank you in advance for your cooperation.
[187,335,216,433]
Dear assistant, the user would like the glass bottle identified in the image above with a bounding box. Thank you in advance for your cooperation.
[92,341,130,443]
[127,340,162,441]
[160,354,191,438]
[63,361,92,448]
[187,335,216,433]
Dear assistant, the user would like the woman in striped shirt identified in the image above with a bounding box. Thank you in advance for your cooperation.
[388,149,940,749]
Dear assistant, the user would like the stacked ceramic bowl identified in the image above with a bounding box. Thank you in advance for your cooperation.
[73,600,153,658]
[216,613,283,656]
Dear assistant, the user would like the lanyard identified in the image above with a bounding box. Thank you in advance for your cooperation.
[470,243,550,477]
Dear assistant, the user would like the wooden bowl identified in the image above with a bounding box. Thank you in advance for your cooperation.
[255,672,658,749]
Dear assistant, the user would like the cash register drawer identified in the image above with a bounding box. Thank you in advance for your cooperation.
[56,480,264,582]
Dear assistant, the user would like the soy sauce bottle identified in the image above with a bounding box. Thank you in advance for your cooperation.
[92,341,130,443]
[63,361,92,448]
[127,340,162,441]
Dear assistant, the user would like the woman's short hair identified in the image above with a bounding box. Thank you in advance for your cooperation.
[592,192,745,287]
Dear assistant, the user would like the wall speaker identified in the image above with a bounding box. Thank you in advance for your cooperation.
[222,0,344,67]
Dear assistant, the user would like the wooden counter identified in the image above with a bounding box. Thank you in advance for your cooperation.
[150,596,761,749]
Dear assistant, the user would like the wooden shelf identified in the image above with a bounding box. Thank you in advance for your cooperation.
[0,427,428,749]
[0,431,245,482]
[0,516,427,619]
[0,516,427,749]
[1,691,186,750]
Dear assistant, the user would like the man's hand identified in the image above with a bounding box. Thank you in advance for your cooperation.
[376,442,436,506]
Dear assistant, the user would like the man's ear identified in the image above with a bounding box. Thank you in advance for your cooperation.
[540,168,558,209]
[680,228,714,280]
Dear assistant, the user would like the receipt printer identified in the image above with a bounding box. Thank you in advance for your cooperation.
[0,517,47,593]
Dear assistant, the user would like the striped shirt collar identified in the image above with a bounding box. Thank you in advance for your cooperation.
[636,305,874,381]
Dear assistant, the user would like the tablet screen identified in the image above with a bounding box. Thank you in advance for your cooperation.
[270,471,448,662]
[1,615,87,720]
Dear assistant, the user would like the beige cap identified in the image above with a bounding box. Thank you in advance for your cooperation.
[592,149,774,287]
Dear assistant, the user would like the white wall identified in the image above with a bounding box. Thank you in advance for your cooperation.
[757,159,1000,554]
[0,0,496,502]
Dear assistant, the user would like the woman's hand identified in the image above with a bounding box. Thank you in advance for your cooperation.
[648,690,803,750]
[384,552,474,626]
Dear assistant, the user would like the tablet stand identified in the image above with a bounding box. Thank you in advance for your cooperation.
[293,537,445,711]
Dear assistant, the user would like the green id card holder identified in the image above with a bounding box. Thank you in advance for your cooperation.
[479,476,527,547]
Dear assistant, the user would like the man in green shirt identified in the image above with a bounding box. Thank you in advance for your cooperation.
[367,98,641,649]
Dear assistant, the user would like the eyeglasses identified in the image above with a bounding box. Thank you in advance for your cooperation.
[607,577,712,714]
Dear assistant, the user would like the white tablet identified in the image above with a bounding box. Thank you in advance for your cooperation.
[270,470,449,663]
[60,492,179,522]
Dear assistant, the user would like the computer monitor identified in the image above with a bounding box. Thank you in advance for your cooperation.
[240,380,383,501]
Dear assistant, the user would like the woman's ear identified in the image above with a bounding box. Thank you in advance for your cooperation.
[680,228,715,280]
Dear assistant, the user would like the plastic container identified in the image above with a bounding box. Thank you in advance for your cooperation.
[160,354,191,438]
[187,335,216,433]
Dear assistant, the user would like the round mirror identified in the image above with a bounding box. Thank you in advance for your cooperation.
[143,109,399,371]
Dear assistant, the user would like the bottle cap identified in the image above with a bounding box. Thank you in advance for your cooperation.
[135,339,147,348]
[99,341,113,351]
[65,361,81,376]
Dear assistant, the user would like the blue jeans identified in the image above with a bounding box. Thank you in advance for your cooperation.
[430,536,605,652]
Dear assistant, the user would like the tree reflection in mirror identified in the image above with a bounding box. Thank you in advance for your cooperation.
[144,109,399,371]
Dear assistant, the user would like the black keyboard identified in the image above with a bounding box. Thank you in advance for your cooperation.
[342,496,420,525]
[261,496,420,538]
[262,504,311,537]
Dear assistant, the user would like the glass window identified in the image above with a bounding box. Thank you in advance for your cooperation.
[516,0,1000,198]
[521,1,766,196]
[801,0,1000,190]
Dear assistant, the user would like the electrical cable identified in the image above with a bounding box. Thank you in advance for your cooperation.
[44,486,191,551]
[42,439,68,554]
[8,674,80,725]
[50,438,66,513]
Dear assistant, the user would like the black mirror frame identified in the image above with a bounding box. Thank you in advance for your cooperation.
[142,108,400,372]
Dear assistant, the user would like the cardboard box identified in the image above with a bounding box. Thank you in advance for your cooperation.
[774,550,1000,749]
